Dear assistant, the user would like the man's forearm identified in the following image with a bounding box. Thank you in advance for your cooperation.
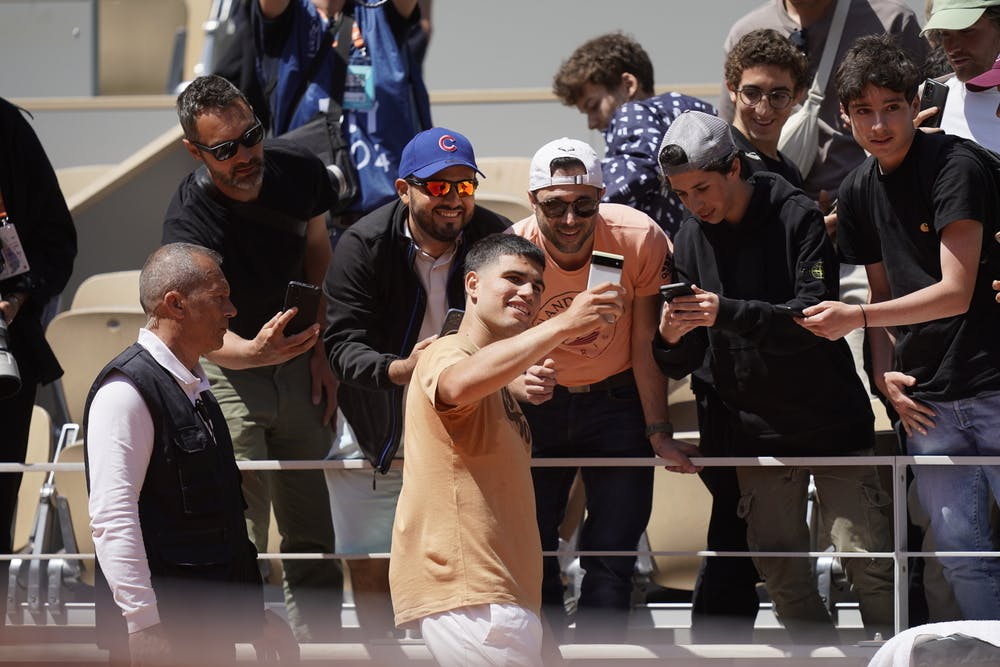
[204,330,257,370]
[437,317,573,408]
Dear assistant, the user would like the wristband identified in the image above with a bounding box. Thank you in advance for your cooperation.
[858,303,868,329]
[645,421,674,438]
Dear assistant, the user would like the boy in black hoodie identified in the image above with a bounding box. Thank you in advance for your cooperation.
[654,111,893,643]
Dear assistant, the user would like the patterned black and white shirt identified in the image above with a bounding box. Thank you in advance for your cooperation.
[603,92,716,239]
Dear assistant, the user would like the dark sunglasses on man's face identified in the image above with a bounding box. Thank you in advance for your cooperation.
[536,197,600,219]
[191,117,264,161]
[405,178,479,198]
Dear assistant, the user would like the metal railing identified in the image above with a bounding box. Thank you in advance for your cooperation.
[5,451,999,635]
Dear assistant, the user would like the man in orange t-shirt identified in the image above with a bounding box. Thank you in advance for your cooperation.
[510,138,700,640]
[389,233,624,665]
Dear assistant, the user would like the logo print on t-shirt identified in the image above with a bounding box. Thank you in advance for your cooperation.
[500,388,532,448]
[533,290,617,358]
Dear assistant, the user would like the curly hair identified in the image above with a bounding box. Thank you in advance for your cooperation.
[552,32,654,105]
[724,29,811,93]
[835,34,921,107]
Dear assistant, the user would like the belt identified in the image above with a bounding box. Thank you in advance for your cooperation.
[564,369,634,394]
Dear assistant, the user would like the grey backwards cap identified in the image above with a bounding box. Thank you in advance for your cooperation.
[658,111,737,178]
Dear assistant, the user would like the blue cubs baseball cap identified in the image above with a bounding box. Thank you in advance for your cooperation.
[398,127,484,179]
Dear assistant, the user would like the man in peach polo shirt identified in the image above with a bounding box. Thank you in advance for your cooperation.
[511,138,699,641]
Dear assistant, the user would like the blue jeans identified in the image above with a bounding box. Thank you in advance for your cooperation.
[521,380,653,640]
[906,390,1000,620]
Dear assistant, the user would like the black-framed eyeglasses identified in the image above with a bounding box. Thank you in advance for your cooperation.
[736,86,795,110]
[405,178,479,198]
[191,117,264,161]
[789,28,808,53]
[535,197,600,219]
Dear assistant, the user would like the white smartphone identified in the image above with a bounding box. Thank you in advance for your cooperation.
[587,251,624,291]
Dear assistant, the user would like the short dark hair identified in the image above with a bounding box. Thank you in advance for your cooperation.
[140,243,223,315]
[548,156,586,175]
[724,29,810,93]
[176,75,252,142]
[836,34,921,107]
[464,234,545,276]
[658,145,739,181]
[553,32,654,105]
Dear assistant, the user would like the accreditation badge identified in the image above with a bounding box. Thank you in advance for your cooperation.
[343,64,375,112]
[0,220,30,281]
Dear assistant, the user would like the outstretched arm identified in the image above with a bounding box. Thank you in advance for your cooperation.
[437,286,624,408]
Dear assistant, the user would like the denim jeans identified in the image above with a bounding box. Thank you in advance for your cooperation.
[521,380,653,640]
[906,389,1000,620]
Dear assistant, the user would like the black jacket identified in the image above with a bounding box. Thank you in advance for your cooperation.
[654,173,872,455]
[0,97,76,385]
[323,199,509,472]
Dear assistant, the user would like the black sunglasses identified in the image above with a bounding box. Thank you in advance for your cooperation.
[535,197,600,219]
[191,117,264,161]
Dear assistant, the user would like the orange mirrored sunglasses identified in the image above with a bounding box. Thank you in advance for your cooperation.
[405,178,479,198]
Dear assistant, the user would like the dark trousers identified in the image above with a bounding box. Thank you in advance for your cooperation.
[0,368,38,634]
[0,370,38,555]
[522,380,653,641]
[689,387,760,643]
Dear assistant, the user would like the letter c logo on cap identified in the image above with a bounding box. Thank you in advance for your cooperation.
[438,135,458,152]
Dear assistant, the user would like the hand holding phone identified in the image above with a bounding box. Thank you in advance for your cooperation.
[283,281,321,335]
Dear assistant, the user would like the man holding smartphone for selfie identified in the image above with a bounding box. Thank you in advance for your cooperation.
[510,137,699,641]
[323,127,509,638]
[162,75,343,642]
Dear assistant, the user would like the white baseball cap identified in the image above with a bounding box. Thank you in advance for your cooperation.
[528,137,604,192]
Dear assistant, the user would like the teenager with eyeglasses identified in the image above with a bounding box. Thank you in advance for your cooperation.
[511,137,699,643]
[322,126,510,640]
[725,29,811,190]
[164,75,344,643]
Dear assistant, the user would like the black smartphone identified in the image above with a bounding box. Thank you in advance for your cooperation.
[283,281,321,335]
[659,282,695,302]
[919,78,949,129]
[774,304,806,318]
[440,308,464,336]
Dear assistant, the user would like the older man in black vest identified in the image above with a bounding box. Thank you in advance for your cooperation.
[85,243,296,666]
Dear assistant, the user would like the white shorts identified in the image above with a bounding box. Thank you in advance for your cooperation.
[324,466,402,555]
[419,604,543,667]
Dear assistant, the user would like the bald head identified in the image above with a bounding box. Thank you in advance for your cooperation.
[140,243,223,316]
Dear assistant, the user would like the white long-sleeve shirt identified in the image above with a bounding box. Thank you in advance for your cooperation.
[87,328,211,633]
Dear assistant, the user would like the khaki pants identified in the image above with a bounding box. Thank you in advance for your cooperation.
[203,354,343,641]
[737,459,894,640]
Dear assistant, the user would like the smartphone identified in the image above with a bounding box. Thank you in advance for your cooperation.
[774,304,806,318]
[283,281,321,335]
[659,282,695,302]
[588,251,624,291]
[919,78,949,128]
[440,308,464,336]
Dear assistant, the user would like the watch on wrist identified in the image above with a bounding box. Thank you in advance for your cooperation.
[644,421,674,438]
